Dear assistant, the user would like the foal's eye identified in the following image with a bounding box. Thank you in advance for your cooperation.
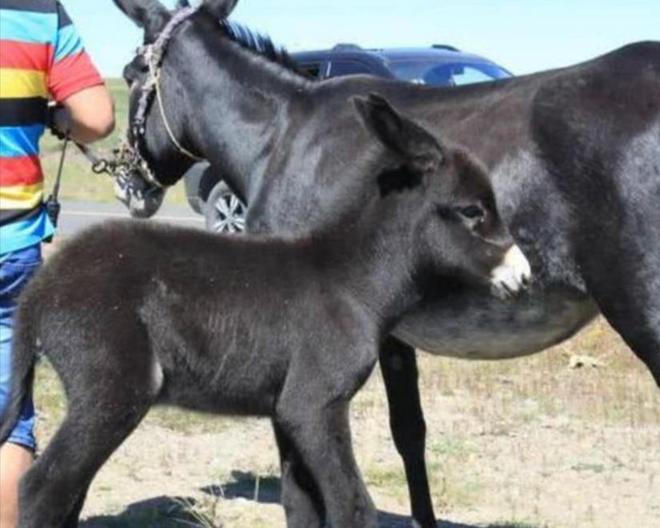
[458,205,485,221]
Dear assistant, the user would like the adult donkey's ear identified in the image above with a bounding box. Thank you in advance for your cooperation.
[112,0,171,43]
[201,0,240,19]
[353,93,444,177]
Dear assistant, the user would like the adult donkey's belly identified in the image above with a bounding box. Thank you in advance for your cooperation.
[392,287,599,359]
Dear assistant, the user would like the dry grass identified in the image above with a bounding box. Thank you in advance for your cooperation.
[350,318,660,527]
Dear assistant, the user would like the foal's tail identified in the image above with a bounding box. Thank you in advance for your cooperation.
[0,308,38,445]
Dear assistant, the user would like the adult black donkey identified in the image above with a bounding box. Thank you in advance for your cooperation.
[112,1,660,526]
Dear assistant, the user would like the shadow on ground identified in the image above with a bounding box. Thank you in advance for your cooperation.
[201,469,282,504]
[82,471,537,528]
[80,496,200,528]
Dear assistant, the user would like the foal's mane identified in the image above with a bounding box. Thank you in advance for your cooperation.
[216,19,308,79]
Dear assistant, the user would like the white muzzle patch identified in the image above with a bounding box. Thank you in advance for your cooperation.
[490,244,532,299]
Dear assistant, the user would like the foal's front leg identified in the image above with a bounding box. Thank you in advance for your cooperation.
[273,421,325,528]
[275,400,377,528]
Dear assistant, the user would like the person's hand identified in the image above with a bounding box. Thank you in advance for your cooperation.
[47,102,72,139]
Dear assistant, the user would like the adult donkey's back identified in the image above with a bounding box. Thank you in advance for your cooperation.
[114,1,660,526]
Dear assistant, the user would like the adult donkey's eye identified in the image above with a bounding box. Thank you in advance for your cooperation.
[459,205,485,220]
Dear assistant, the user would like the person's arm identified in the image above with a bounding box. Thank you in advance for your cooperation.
[52,86,115,144]
[48,2,115,144]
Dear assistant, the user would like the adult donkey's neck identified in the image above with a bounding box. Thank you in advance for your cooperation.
[167,16,311,201]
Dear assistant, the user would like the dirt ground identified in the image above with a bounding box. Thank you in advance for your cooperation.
[32,314,659,528]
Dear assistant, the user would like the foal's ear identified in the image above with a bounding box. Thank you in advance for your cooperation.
[202,0,240,19]
[112,0,171,43]
[353,94,405,155]
[352,93,445,175]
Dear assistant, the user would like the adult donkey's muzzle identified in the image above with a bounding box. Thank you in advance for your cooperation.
[489,245,532,299]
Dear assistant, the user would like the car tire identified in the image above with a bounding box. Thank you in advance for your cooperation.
[204,181,246,234]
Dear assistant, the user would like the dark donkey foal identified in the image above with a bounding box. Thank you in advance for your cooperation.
[0,96,529,528]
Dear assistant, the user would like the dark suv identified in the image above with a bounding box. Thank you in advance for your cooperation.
[184,44,512,232]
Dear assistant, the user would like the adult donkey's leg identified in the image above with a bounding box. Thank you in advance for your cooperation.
[577,149,660,386]
[585,257,660,386]
[580,236,660,386]
[273,421,325,528]
[380,336,437,528]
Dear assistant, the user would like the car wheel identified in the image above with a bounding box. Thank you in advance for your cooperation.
[204,181,246,234]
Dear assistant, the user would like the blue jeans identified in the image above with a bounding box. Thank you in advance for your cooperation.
[0,244,40,451]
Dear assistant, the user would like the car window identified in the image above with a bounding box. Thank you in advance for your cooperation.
[300,62,323,79]
[452,65,504,85]
[387,60,510,86]
[329,60,373,77]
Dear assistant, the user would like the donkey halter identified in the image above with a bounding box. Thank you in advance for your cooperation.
[131,5,204,186]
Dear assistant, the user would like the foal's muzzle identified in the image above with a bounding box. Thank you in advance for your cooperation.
[489,245,532,299]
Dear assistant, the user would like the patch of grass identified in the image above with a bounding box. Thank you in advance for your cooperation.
[174,496,220,528]
[427,462,484,513]
[416,318,660,428]
[428,434,473,461]
[41,79,188,206]
[146,406,234,435]
[571,462,606,474]
[365,466,408,490]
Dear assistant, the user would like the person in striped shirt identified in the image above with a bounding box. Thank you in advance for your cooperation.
[0,1,114,524]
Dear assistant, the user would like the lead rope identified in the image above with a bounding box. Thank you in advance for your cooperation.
[74,141,111,174]
[153,67,204,162]
[48,5,202,214]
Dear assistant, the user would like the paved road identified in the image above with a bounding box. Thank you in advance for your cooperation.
[56,199,205,237]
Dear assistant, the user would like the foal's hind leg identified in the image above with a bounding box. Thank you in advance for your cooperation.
[61,482,92,528]
[19,398,152,528]
[49,471,97,527]
[273,422,324,528]
[19,321,160,528]
[379,336,437,528]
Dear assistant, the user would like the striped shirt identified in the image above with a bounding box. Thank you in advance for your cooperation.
[0,0,103,254]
